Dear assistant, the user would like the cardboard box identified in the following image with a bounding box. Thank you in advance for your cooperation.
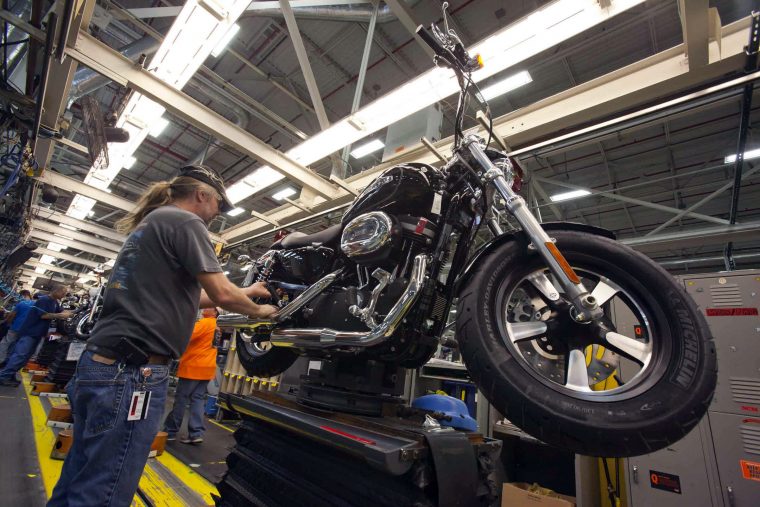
[502,482,576,507]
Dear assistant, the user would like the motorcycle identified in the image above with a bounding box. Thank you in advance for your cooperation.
[218,8,716,457]
[64,285,105,340]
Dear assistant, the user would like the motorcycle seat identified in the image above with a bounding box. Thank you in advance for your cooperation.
[271,223,342,250]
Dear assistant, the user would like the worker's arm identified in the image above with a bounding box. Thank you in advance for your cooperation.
[41,311,74,320]
[197,273,277,318]
[3,310,16,324]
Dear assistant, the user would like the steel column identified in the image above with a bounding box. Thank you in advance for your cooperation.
[337,0,379,178]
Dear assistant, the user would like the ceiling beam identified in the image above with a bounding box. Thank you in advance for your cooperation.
[28,230,117,260]
[32,207,127,242]
[279,0,330,130]
[678,0,710,70]
[38,170,136,212]
[24,259,98,280]
[31,219,122,253]
[622,222,760,253]
[65,31,338,200]
[33,248,103,270]
[32,0,96,170]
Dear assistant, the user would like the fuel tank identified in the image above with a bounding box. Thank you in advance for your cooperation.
[342,163,442,225]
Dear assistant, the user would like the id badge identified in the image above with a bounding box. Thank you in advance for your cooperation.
[127,390,152,421]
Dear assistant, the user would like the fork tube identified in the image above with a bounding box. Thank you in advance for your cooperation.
[466,140,602,321]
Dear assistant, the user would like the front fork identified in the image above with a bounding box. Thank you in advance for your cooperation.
[466,139,603,322]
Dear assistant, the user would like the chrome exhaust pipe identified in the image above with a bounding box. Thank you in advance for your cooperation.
[217,269,342,329]
[269,254,428,349]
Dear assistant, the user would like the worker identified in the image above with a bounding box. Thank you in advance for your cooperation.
[48,165,278,507]
[0,286,73,386]
[163,307,220,444]
[0,289,32,367]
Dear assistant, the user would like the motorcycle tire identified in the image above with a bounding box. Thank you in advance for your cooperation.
[457,230,717,457]
[236,332,298,378]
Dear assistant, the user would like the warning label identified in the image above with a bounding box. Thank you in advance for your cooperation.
[650,470,682,494]
[706,308,758,316]
[740,460,760,482]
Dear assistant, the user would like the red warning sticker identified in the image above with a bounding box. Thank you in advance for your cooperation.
[650,470,682,494]
[740,460,760,482]
[706,308,758,316]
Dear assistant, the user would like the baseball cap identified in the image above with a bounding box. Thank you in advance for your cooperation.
[178,165,234,213]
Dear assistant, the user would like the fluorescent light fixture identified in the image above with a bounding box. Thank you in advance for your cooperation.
[226,207,246,217]
[40,254,57,264]
[211,23,240,57]
[87,211,95,217]
[46,242,66,252]
[35,267,47,274]
[480,70,532,100]
[59,224,78,231]
[550,189,591,202]
[226,166,285,204]
[724,147,760,164]
[105,259,116,267]
[123,156,137,169]
[53,233,73,241]
[149,117,170,138]
[350,139,385,159]
[272,187,297,201]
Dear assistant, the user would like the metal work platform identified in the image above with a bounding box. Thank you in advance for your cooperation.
[215,389,502,506]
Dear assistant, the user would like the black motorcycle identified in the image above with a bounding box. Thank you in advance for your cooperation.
[219,13,716,457]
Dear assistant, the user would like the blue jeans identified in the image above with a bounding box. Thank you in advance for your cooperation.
[0,334,39,380]
[163,378,209,438]
[47,351,169,507]
[0,329,20,364]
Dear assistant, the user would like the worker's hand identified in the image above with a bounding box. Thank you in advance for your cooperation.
[242,281,272,299]
[248,304,278,319]
[60,311,74,319]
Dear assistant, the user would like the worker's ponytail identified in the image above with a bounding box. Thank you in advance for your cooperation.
[115,176,206,234]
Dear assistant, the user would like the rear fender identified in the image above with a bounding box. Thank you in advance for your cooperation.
[454,222,615,293]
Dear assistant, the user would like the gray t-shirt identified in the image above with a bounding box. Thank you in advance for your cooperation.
[89,206,222,358]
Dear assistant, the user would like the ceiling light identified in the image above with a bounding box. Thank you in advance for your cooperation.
[87,211,95,217]
[123,156,137,169]
[724,147,760,164]
[149,117,170,138]
[40,254,57,264]
[272,187,297,201]
[226,166,285,204]
[350,139,385,159]
[226,207,246,217]
[105,259,116,267]
[59,224,78,231]
[550,189,591,202]
[480,70,532,100]
[211,23,240,57]
[46,242,66,252]
[35,267,47,274]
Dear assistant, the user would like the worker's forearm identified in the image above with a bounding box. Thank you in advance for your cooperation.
[217,288,270,317]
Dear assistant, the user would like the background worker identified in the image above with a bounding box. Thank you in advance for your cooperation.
[0,289,32,367]
[0,285,73,387]
[164,307,220,444]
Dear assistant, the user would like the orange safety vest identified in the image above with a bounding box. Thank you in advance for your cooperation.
[177,317,218,380]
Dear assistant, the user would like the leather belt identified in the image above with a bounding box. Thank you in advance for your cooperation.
[91,352,171,366]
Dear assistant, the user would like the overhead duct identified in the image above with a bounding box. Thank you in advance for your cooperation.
[245,3,399,23]
[5,0,33,78]
[68,36,160,102]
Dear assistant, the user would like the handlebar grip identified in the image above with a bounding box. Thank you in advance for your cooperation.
[415,24,448,58]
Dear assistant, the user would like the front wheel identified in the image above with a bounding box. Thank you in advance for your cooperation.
[457,230,716,457]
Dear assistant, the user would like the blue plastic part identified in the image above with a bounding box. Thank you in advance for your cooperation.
[412,394,478,432]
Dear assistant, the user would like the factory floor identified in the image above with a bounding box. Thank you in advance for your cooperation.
[0,372,237,506]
